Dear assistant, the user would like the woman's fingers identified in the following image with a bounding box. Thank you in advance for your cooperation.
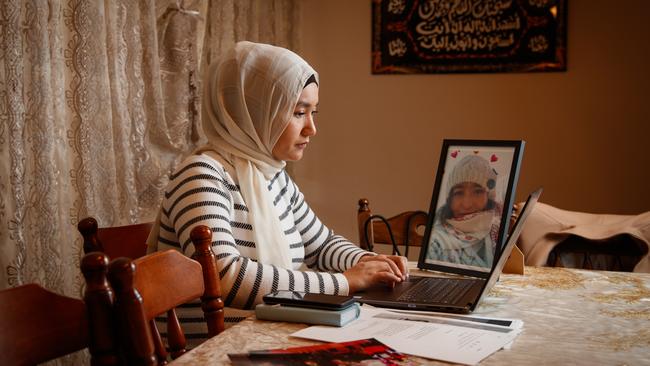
[361,255,399,275]
[360,254,409,280]
[344,259,404,293]
[366,261,403,288]
[373,270,401,286]
[376,255,402,277]
[392,255,409,279]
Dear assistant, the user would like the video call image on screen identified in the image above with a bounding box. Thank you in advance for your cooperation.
[425,146,516,272]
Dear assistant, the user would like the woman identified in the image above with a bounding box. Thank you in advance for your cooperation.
[147,41,407,341]
[426,155,502,268]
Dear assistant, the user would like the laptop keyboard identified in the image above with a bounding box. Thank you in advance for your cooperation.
[396,277,476,304]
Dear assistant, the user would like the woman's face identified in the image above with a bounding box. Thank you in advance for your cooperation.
[272,83,319,161]
[449,182,489,218]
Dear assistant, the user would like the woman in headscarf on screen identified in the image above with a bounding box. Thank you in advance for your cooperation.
[147,41,408,343]
[426,154,503,268]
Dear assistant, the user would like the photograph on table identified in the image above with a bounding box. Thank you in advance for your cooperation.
[421,139,525,275]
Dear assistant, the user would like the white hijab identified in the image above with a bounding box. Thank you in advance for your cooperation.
[194,41,318,269]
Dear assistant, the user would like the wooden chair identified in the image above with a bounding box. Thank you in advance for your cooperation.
[108,225,224,365]
[357,198,428,259]
[0,253,120,365]
[78,216,153,259]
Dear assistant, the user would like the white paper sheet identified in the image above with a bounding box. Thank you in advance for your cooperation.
[291,307,523,365]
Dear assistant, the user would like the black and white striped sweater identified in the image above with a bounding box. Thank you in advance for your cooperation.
[155,154,369,339]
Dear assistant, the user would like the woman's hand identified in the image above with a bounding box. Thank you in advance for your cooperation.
[358,254,409,280]
[343,254,409,294]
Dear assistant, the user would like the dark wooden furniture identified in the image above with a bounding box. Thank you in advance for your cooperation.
[0,253,119,365]
[357,198,428,258]
[108,225,224,365]
[78,216,153,259]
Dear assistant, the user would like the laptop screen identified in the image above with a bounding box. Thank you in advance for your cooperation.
[418,140,525,278]
[476,187,542,298]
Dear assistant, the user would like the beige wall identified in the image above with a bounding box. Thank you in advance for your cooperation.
[295,1,650,243]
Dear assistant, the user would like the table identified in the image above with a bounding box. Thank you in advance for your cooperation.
[171,266,650,365]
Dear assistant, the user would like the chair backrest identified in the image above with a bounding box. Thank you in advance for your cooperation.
[78,217,152,259]
[108,225,224,365]
[0,253,119,365]
[357,198,428,258]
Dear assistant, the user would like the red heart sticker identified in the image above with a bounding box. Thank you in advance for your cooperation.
[490,154,498,162]
[451,151,458,158]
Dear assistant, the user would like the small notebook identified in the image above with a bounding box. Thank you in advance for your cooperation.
[255,303,361,327]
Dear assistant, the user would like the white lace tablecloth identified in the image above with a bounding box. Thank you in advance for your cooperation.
[170,267,650,365]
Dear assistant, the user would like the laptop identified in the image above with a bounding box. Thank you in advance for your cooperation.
[355,140,541,313]
[355,187,541,313]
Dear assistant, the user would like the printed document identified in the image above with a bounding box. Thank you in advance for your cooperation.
[291,307,523,365]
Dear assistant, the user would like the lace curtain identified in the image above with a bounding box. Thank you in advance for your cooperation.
[0,0,300,307]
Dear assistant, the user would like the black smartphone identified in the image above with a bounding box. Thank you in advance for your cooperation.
[262,290,356,310]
